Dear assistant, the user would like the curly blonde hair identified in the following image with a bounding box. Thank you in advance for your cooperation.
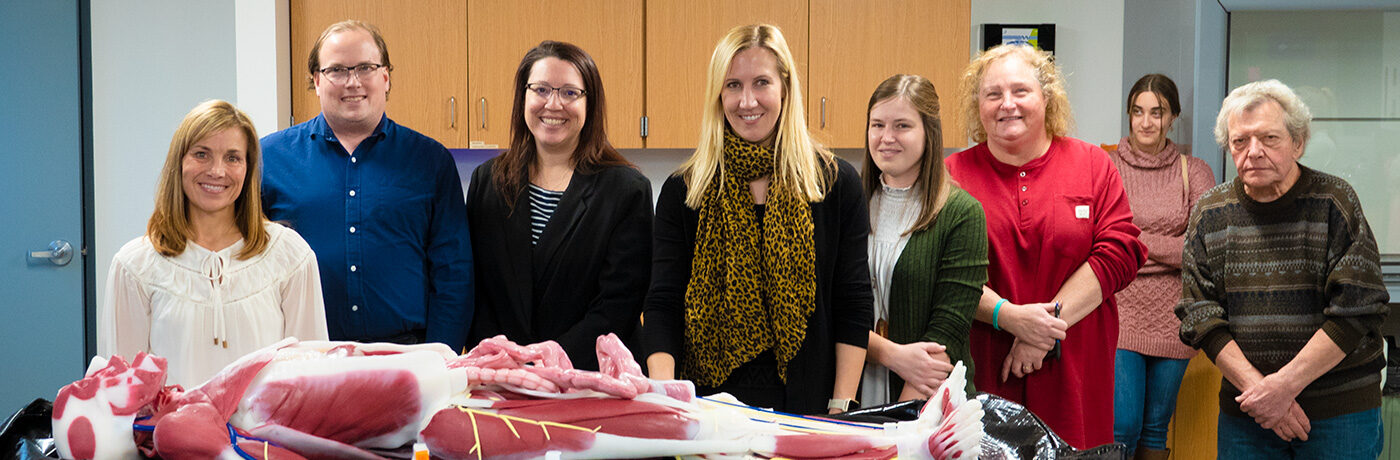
[957,44,1074,143]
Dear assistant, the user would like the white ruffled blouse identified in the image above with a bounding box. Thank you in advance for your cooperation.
[99,221,327,388]
[860,180,921,407]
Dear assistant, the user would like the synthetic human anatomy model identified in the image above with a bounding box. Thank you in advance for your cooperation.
[53,334,982,459]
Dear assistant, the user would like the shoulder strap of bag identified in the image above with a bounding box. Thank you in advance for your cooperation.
[1180,154,1190,204]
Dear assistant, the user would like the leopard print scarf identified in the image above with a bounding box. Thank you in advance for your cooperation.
[683,130,816,386]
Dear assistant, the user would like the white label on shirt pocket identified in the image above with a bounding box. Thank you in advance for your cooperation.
[1075,205,1090,219]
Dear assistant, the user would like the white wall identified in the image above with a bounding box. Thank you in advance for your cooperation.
[971,0,1125,144]
[1122,0,1197,149]
[236,0,291,136]
[92,1,286,309]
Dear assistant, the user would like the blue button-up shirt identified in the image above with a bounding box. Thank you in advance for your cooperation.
[261,114,473,350]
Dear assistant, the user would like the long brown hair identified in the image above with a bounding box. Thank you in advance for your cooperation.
[1126,73,1181,117]
[494,40,630,208]
[148,100,269,259]
[862,74,952,234]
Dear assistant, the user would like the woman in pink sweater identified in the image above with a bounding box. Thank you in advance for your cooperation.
[1108,74,1215,460]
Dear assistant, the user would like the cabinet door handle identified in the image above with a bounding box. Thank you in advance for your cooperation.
[449,97,456,128]
[479,97,487,130]
[820,97,827,129]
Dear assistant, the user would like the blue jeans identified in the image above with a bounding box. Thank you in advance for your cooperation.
[1217,408,1382,459]
[1113,349,1189,453]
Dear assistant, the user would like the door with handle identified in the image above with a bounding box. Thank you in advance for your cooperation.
[0,2,88,410]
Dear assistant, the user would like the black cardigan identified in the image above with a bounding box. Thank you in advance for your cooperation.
[466,159,653,370]
[641,158,873,414]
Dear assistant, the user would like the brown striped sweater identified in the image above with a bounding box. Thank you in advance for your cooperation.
[1177,165,1389,420]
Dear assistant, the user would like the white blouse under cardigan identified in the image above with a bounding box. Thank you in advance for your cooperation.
[99,221,327,388]
[861,181,921,406]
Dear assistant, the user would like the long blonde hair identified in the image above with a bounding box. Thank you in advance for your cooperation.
[862,75,953,235]
[148,100,269,259]
[677,23,834,208]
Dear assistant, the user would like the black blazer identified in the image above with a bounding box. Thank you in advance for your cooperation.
[466,158,653,370]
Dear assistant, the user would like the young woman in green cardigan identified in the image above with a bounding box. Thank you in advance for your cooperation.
[860,74,989,406]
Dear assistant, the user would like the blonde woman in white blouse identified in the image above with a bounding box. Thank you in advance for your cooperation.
[100,100,327,388]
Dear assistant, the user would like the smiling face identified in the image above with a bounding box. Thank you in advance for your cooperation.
[181,127,248,222]
[977,55,1047,149]
[313,29,389,131]
[524,57,587,156]
[867,96,926,188]
[722,47,784,143]
[1227,99,1304,202]
[1129,91,1175,153]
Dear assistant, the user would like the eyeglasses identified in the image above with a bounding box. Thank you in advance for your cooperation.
[525,83,586,103]
[318,63,385,85]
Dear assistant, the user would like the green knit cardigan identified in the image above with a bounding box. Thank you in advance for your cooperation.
[884,186,988,399]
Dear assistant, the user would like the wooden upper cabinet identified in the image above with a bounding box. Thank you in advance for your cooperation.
[467,0,644,149]
[645,1,808,149]
[289,0,468,147]
[808,0,970,149]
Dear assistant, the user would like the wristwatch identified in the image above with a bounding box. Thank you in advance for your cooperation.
[827,398,859,412]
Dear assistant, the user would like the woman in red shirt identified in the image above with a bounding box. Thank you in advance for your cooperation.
[944,44,1147,449]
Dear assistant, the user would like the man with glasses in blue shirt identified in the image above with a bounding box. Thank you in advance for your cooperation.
[261,20,473,351]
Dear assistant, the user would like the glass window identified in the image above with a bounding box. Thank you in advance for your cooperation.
[1228,10,1400,253]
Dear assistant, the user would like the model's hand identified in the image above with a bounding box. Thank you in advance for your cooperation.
[1004,302,1066,350]
[1001,338,1049,382]
[883,342,952,398]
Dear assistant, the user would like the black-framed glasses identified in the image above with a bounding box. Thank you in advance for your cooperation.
[525,83,586,103]
[318,63,385,85]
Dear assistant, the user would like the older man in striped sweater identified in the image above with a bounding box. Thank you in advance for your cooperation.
[1177,79,1389,460]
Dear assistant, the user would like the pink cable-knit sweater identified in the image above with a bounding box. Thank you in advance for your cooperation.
[1108,137,1215,359]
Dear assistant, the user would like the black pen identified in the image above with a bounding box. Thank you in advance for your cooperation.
[1050,301,1062,360]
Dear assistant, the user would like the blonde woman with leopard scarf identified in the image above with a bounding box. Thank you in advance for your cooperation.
[640,24,872,415]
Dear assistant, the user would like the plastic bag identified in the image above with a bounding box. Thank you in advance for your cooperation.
[0,399,58,460]
[828,393,1127,460]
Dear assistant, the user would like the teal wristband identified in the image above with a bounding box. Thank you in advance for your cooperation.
[993,299,1008,331]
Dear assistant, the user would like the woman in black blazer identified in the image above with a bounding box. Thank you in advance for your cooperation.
[466,41,652,370]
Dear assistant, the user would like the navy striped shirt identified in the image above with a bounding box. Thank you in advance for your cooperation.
[528,184,564,245]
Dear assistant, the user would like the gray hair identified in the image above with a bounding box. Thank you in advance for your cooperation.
[1214,79,1312,149]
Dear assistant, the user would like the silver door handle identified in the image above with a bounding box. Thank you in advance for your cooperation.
[449,96,457,128]
[29,240,72,266]
[820,97,827,128]
[479,97,487,130]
